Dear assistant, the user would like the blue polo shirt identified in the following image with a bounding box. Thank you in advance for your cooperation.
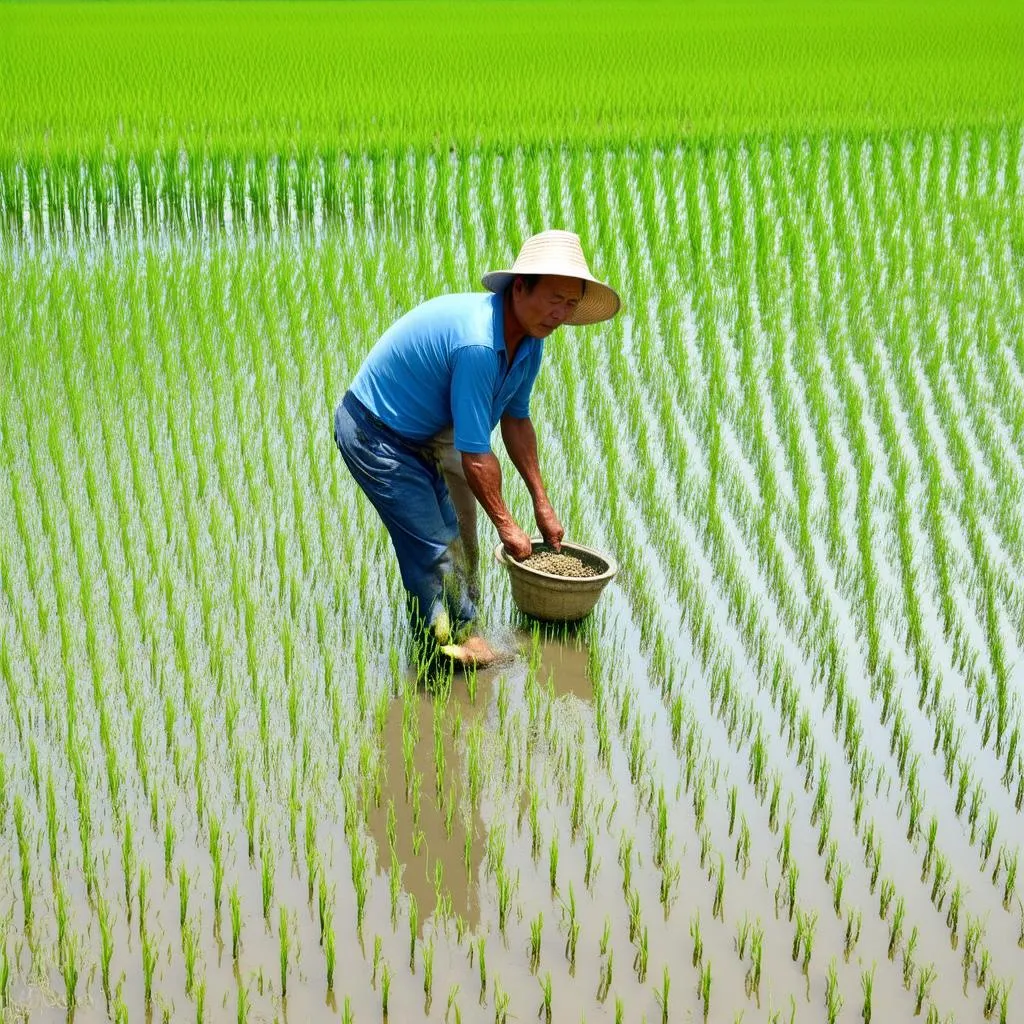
[349,292,543,453]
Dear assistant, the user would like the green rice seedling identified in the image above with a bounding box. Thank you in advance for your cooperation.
[597,948,613,1002]
[61,931,80,1012]
[54,878,69,967]
[549,833,559,893]
[825,958,843,1023]
[653,785,668,865]
[615,996,625,1024]
[947,882,963,943]
[138,864,151,939]
[305,804,318,898]
[279,906,290,998]
[423,936,435,1013]
[210,816,224,922]
[693,775,707,829]
[467,720,484,808]
[584,825,596,888]
[654,963,670,1024]
[445,982,461,1024]
[564,884,579,967]
[727,785,738,836]
[325,909,336,992]
[496,866,514,937]
[179,864,191,927]
[833,862,847,916]
[889,898,905,960]
[748,921,764,1000]
[879,878,895,919]
[785,861,798,922]
[869,839,883,892]
[713,855,726,921]
[914,963,937,1015]
[627,886,642,943]
[244,769,257,860]
[381,960,392,1017]
[737,914,751,961]
[230,883,242,960]
[982,979,1002,1019]
[164,816,176,882]
[529,912,543,973]
[699,960,712,1022]
[261,834,275,924]
[930,853,950,909]
[183,918,199,996]
[691,912,703,966]
[736,817,751,877]
[97,893,114,1010]
[968,781,986,842]
[409,894,419,971]
[904,925,919,989]
[769,773,782,832]
[978,947,991,987]
[660,856,681,915]
[633,925,648,982]
[494,978,510,1023]
[536,970,552,1019]
[142,924,157,1006]
[45,772,58,877]
[779,819,792,873]
[477,936,487,1002]
[981,811,998,865]
[861,964,875,1023]
[113,981,128,1024]
[618,831,634,894]
[351,832,370,933]
[371,934,383,988]
[844,908,861,962]
[1003,847,1018,908]
[389,848,401,927]
[237,980,249,1024]
[600,916,611,957]
[120,808,136,919]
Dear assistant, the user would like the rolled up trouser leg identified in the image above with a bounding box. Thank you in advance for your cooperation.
[430,427,481,603]
[334,396,477,636]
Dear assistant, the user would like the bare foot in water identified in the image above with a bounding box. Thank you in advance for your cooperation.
[440,635,498,668]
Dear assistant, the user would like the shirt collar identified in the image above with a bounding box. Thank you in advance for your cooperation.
[491,291,536,359]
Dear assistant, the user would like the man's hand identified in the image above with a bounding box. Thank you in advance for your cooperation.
[535,501,564,552]
[500,522,534,561]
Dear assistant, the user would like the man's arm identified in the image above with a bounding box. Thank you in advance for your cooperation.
[461,451,533,559]
[500,415,564,551]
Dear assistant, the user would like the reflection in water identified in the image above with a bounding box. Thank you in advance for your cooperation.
[366,626,594,935]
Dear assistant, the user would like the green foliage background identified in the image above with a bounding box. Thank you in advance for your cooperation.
[2,0,1022,158]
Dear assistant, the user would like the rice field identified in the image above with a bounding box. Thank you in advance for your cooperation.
[2,4,1023,1023]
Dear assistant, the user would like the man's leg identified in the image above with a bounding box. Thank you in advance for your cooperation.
[430,428,481,604]
[335,398,476,642]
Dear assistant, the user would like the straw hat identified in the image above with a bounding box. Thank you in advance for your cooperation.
[482,230,620,326]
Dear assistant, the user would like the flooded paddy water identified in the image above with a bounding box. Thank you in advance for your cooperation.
[1,130,1022,1023]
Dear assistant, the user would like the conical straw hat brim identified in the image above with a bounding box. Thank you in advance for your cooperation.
[481,230,621,326]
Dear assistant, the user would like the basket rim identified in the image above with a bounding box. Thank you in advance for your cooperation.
[493,538,618,584]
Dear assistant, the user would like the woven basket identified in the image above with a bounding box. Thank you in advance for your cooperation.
[493,539,617,622]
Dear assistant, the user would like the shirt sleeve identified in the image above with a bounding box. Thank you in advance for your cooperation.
[504,341,543,419]
[451,345,497,453]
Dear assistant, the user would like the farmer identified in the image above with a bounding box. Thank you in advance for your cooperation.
[333,230,620,667]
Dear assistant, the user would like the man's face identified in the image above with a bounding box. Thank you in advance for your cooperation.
[511,275,584,338]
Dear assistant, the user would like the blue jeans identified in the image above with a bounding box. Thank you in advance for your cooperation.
[333,391,478,636]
